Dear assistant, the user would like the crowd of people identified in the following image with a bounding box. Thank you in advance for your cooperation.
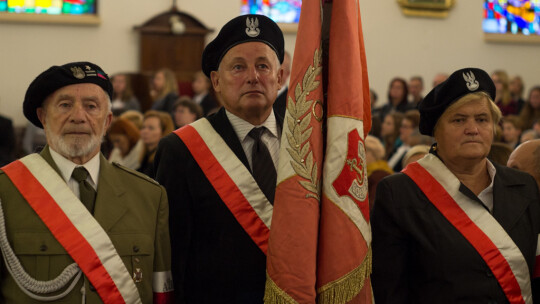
[2,12,540,304]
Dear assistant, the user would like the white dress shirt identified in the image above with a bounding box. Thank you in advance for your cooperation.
[49,148,100,200]
[225,109,280,171]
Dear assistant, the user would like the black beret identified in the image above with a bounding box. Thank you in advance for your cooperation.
[202,14,284,77]
[418,67,496,136]
[23,61,113,128]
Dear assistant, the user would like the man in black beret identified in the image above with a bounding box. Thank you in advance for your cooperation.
[372,67,540,303]
[0,61,173,303]
[154,14,284,303]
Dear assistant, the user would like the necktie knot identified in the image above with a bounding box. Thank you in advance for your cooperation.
[248,127,266,141]
[71,167,89,183]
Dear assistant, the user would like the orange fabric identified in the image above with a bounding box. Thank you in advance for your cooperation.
[2,160,126,304]
[314,0,373,302]
[173,126,270,254]
[403,162,525,304]
[265,0,324,301]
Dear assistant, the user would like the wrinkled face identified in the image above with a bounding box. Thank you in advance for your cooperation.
[211,42,283,123]
[112,75,127,95]
[153,72,166,92]
[174,105,197,127]
[37,83,112,160]
[399,118,415,143]
[140,116,163,148]
[192,75,210,95]
[502,121,521,144]
[109,133,130,156]
[381,115,395,137]
[434,98,494,163]
[507,143,540,189]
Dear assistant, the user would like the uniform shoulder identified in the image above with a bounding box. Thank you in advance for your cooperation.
[111,162,160,186]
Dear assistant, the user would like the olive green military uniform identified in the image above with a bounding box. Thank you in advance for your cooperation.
[0,146,172,303]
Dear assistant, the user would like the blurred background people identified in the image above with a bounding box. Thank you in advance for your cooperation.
[401,144,430,168]
[370,88,382,138]
[139,110,175,177]
[432,72,448,88]
[377,77,410,121]
[408,76,424,108]
[488,142,513,166]
[172,97,203,128]
[22,121,47,154]
[191,70,219,116]
[387,110,420,172]
[509,75,525,113]
[150,68,179,117]
[120,110,144,129]
[108,117,144,170]
[365,135,393,212]
[492,70,519,116]
[501,115,523,149]
[381,112,404,160]
[519,86,540,130]
[520,129,539,144]
[507,139,540,189]
[111,73,141,116]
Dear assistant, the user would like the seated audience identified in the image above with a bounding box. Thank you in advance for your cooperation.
[370,88,382,138]
[501,114,523,149]
[120,110,144,129]
[172,96,203,128]
[519,86,540,130]
[377,77,411,121]
[381,112,404,160]
[192,70,219,116]
[138,110,175,177]
[408,76,424,107]
[365,135,393,211]
[111,73,141,116]
[387,109,420,172]
[509,75,525,113]
[150,68,179,117]
[492,70,519,116]
[108,117,144,170]
[432,72,448,88]
[520,129,539,144]
[401,144,430,168]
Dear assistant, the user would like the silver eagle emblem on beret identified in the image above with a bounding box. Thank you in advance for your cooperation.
[463,71,479,91]
[245,17,260,37]
[70,66,85,79]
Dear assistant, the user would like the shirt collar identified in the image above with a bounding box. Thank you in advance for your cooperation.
[225,109,279,142]
[49,148,101,186]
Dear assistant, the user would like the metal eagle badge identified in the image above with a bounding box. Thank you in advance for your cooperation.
[332,129,370,222]
[245,17,260,37]
[71,66,85,79]
[463,71,480,91]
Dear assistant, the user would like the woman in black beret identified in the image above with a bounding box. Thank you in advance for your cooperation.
[371,67,540,303]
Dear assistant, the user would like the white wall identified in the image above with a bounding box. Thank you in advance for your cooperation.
[1,0,539,126]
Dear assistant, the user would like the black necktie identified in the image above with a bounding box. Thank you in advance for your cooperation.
[71,167,96,214]
[248,127,277,204]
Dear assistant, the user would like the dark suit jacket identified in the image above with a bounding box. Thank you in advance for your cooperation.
[154,108,282,304]
[371,161,540,303]
[273,87,288,119]
[0,115,15,167]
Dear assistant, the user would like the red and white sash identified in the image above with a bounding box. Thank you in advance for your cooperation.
[2,154,142,304]
[402,154,532,304]
[174,119,273,254]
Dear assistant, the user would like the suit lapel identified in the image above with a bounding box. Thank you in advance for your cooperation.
[93,154,128,231]
[208,108,251,170]
[492,165,530,231]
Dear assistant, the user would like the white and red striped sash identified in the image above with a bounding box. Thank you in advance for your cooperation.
[174,119,273,254]
[402,154,532,304]
[2,154,141,304]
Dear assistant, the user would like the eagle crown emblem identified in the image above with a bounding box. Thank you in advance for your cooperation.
[245,17,260,38]
[70,66,85,79]
[463,71,480,91]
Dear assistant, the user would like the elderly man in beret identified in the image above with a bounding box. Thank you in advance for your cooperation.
[0,62,173,303]
[154,14,284,303]
[372,67,540,303]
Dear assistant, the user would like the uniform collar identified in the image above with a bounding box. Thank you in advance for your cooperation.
[49,147,101,187]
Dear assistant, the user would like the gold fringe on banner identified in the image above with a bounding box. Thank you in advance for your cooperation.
[316,247,372,304]
[263,273,299,304]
